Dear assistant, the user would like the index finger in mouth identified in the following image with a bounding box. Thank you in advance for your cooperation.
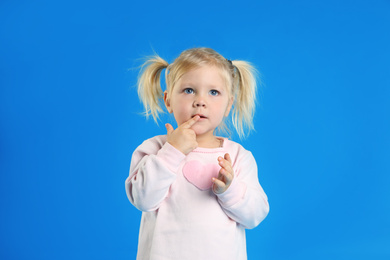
[181,115,200,129]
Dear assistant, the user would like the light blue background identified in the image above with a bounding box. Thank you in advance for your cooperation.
[1,0,389,259]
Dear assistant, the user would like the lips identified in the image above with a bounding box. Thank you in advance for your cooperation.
[193,114,207,119]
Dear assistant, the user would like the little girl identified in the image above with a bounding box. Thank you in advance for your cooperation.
[125,47,269,260]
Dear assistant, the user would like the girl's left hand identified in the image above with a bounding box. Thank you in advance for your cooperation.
[212,153,234,194]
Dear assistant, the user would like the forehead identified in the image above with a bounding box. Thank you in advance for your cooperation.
[180,65,221,81]
[175,65,231,90]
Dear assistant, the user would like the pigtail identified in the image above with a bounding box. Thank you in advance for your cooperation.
[137,56,169,122]
[231,60,258,138]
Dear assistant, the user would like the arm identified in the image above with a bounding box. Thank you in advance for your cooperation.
[125,137,185,212]
[126,116,200,212]
[214,150,269,229]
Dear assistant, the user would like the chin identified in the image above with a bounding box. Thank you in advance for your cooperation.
[192,128,213,137]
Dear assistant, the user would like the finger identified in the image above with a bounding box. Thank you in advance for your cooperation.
[212,177,226,190]
[181,115,200,129]
[218,156,233,173]
[165,123,174,135]
[219,168,233,183]
[224,153,232,164]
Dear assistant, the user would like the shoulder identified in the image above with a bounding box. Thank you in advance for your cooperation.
[223,139,256,165]
[133,135,167,155]
[141,135,167,147]
[223,139,251,157]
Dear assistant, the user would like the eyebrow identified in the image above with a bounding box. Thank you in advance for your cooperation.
[179,82,224,89]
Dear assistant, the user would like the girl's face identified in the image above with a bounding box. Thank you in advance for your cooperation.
[164,65,233,139]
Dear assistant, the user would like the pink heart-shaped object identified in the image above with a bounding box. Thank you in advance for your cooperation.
[182,160,220,190]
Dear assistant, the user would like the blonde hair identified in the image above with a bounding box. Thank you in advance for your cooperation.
[137,47,258,138]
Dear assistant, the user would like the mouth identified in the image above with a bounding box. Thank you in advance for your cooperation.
[193,114,207,119]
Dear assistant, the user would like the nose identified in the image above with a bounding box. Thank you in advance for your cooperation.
[193,96,206,107]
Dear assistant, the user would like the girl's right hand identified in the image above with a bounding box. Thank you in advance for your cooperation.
[165,115,200,155]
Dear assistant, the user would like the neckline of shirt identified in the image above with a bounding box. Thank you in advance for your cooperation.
[192,137,227,153]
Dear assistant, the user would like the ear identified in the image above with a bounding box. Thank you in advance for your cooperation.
[224,97,234,117]
[164,91,173,113]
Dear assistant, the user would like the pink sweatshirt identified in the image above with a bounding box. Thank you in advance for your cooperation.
[125,135,269,260]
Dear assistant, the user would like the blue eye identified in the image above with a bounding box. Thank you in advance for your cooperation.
[184,88,194,94]
[209,90,219,96]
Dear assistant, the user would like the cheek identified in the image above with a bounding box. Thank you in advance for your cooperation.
[218,99,231,116]
[172,99,188,112]
[224,97,233,116]
[224,109,229,117]
[171,100,190,121]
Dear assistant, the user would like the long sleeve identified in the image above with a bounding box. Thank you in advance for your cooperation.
[216,149,269,229]
[126,136,268,260]
[125,137,186,212]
